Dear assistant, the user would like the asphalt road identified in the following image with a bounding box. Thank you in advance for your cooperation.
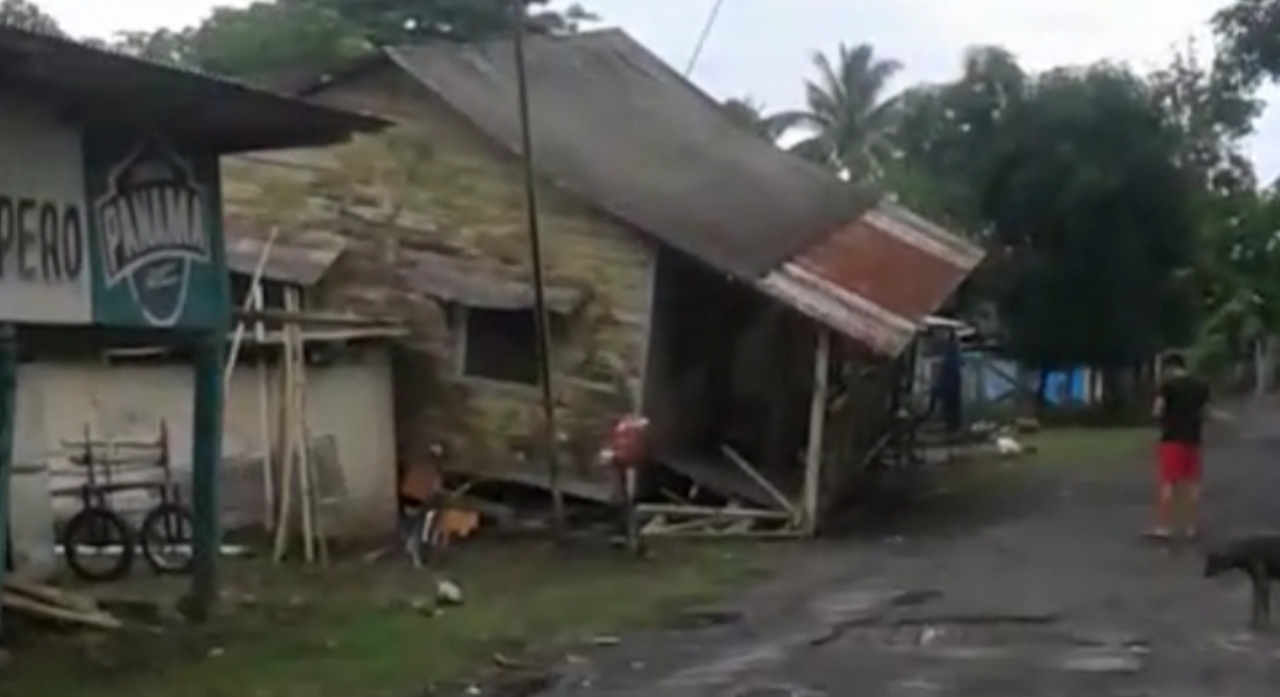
[536,402,1280,697]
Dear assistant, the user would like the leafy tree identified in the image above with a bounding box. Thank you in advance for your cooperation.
[785,43,904,181]
[1213,0,1280,89]
[1187,188,1280,382]
[110,0,594,78]
[886,46,1027,236]
[113,29,197,65]
[0,0,61,34]
[1148,41,1259,195]
[720,97,800,142]
[313,0,595,44]
[184,2,371,77]
[984,65,1197,388]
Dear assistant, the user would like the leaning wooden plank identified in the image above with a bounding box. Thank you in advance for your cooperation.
[640,514,669,535]
[3,580,101,615]
[720,445,800,519]
[635,503,791,521]
[2,592,123,630]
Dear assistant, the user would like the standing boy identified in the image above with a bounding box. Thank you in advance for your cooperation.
[1149,352,1210,540]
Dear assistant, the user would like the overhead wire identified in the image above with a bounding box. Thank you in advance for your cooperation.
[684,0,728,76]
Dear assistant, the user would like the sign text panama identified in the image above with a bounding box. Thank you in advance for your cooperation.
[95,142,211,327]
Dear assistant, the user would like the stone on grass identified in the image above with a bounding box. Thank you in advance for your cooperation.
[436,579,464,606]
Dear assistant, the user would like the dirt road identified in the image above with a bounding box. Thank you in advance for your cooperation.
[538,404,1280,696]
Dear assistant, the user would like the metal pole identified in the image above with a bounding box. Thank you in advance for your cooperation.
[189,331,225,621]
[0,324,17,638]
[512,1,564,528]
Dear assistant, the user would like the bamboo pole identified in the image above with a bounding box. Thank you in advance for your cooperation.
[224,226,280,388]
[253,284,274,533]
[271,314,297,563]
[286,289,315,563]
[306,429,329,567]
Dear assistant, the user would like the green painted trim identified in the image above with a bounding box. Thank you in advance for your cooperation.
[83,134,230,330]
[188,331,225,622]
[0,324,17,638]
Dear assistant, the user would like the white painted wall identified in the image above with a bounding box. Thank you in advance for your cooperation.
[8,349,397,572]
[0,92,93,324]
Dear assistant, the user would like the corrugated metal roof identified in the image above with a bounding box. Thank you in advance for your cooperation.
[758,202,986,357]
[225,229,348,287]
[0,25,387,153]
[379,30,876,279]
[401,251,587,314]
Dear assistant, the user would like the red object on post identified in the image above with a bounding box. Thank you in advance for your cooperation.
[607,415,649,470]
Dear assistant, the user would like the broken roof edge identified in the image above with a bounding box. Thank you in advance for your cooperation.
[0,25,390,151]
[224,227,348,288]
[761,204,986,358]
[869,201,986,269]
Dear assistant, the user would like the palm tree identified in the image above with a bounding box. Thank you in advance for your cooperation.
[786,43,903,181]
[721,97,802,143]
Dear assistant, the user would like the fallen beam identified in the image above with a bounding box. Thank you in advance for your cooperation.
[2,591,123,630]
[639,528,804,540]
[635,503,791,521]
[721,445,799,519]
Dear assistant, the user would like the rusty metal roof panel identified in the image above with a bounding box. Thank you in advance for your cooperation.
[757,203,985,357]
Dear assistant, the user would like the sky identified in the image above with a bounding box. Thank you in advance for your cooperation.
[35,0,1280,179]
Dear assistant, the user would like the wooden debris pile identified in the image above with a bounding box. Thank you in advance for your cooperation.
[1,580,123,631]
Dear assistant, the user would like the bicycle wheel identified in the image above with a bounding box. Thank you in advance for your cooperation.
[63,507,136,582]
[140,503,195,575]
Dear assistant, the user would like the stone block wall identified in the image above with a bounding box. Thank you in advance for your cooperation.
[221,62,655,489]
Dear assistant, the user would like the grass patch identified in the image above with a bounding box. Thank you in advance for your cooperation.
[1020,426,1155,469]
[1,540,772,697]
[870,426,1158,533]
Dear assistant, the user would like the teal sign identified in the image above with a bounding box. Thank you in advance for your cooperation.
[84,137,229,330]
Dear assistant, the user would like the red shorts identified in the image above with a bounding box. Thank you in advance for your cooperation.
[1157,442,1201,484]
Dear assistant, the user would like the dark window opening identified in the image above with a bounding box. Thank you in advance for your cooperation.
[230,273,293,310]
[463,308,540,385]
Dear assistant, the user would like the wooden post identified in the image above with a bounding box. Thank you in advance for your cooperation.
[802,328,831,535]
[512,0,565,529]
[188,331,224,622]
[0,325,16,637]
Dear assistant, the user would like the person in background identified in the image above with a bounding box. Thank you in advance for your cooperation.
[1148,352,1210,541]
[398,451,444,567]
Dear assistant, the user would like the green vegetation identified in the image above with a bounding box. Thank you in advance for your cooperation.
[0,542,770,697]
[1020,428,1157,470]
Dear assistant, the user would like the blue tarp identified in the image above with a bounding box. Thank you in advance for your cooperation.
[957,351,1092,406]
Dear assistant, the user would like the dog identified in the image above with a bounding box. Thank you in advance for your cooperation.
[1204,534,1280,629]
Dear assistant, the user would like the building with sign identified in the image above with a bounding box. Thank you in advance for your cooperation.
[0,25,385,632]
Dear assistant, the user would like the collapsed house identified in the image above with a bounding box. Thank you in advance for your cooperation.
[221,29,984,533]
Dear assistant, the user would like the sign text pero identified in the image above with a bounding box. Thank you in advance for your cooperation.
[0,196,85,283]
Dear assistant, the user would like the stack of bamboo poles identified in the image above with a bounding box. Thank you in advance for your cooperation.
[222,227,328,566]
[224,227,278,537]
[270,287,329,566]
